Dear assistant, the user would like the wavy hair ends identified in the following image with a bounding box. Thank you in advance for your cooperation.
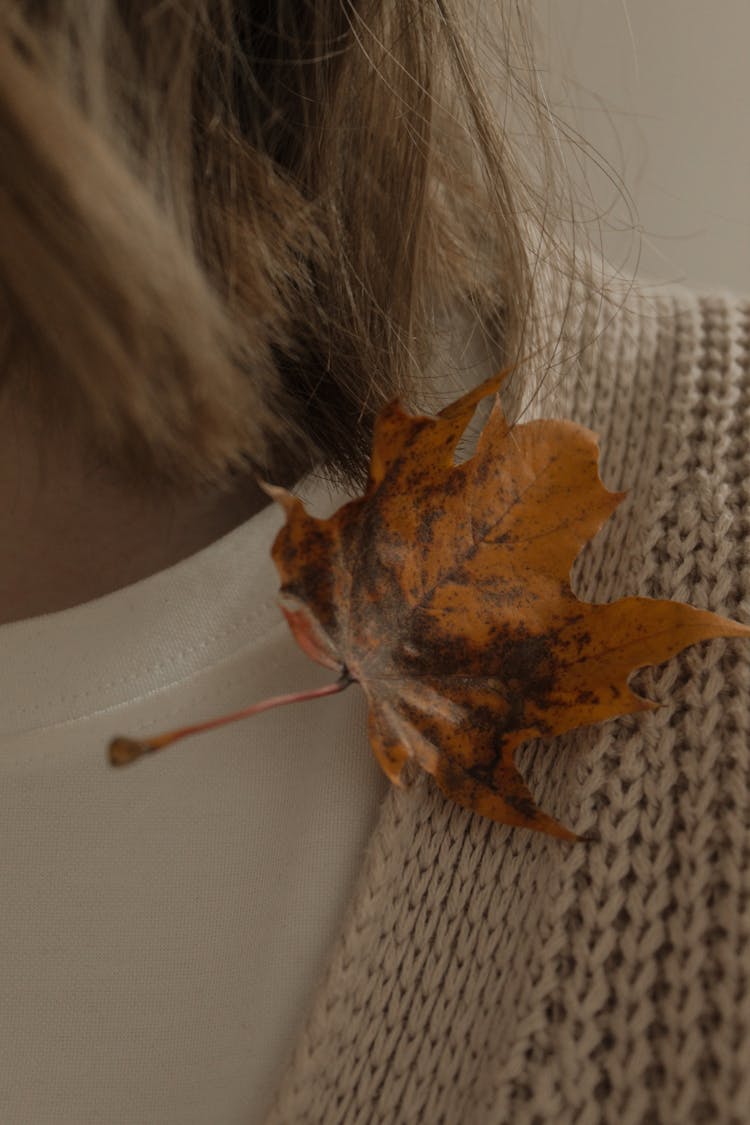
[0,0,593,500]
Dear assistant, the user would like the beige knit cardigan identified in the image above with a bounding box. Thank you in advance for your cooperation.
[261,279,750,1124]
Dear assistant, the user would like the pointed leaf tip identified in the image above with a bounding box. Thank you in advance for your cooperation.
[260,480,300,515]
[437,363,516,421]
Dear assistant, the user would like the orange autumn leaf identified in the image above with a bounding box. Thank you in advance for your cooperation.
[263,365,750,842]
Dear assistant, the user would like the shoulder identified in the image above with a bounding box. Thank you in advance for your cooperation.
[509,277,750,1120]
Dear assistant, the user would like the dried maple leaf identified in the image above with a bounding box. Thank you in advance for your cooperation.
[108,363,750,842]
[261,365,750,841]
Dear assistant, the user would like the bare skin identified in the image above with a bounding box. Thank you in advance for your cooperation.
[0,401,269,627]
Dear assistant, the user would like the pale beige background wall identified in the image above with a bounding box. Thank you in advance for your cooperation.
[529,0,750,293]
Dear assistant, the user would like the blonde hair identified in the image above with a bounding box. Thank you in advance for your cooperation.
[0,1,608,500]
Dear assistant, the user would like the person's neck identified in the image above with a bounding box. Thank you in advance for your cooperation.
[0,403,268,627]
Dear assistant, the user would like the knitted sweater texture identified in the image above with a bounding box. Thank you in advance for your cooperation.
[261,279,750,1125]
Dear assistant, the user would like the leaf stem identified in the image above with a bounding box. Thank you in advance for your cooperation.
[108,672,353,766]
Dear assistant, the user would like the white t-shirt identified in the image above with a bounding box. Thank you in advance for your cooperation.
[0,477,389,1124]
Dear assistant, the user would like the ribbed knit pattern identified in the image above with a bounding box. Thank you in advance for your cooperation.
[260,280,750,1124]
